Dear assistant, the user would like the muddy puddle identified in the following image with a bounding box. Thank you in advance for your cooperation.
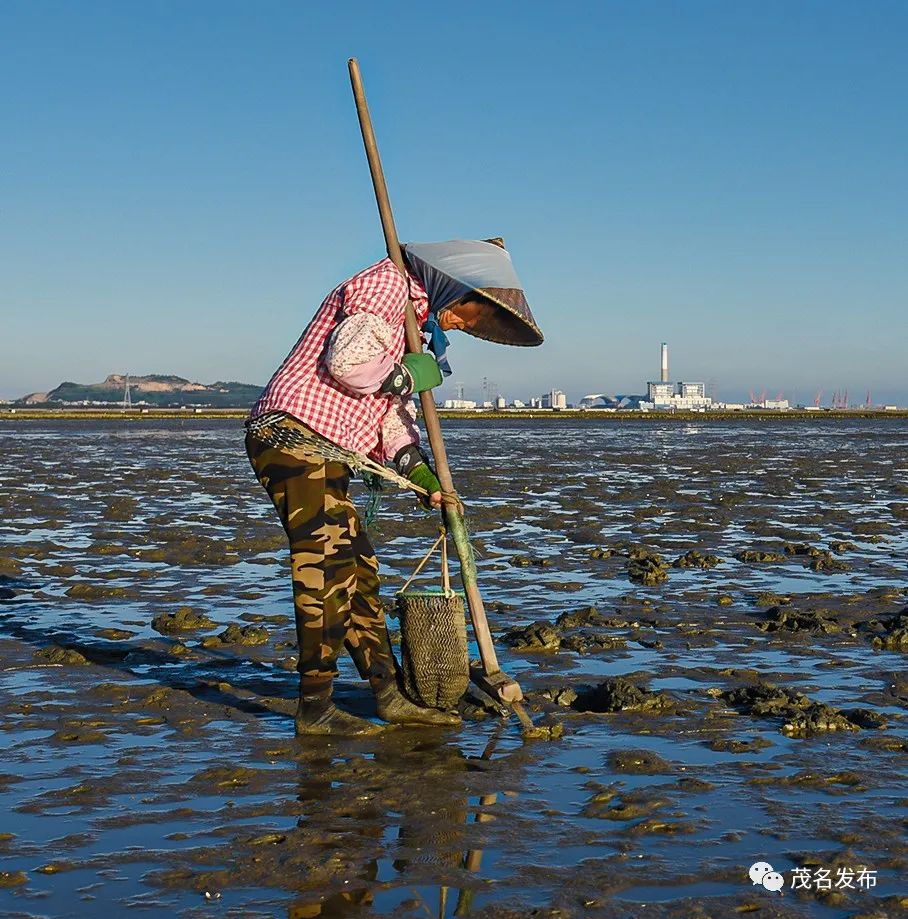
[0,418,906,917]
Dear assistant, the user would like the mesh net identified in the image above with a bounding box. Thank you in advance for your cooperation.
[396,590,469,710]
[245,412,419,492]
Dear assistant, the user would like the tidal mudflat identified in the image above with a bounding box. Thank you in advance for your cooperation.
[0,418,905,917]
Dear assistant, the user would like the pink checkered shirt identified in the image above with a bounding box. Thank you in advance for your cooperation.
[250,258,430,460]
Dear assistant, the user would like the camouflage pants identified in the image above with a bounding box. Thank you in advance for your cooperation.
[245,430,396,698]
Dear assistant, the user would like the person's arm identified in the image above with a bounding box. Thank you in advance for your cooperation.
[324,265,441,397]
[381,399,442,509]
[324,312,396,395]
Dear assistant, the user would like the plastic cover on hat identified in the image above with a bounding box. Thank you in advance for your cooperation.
[403,239,543,346]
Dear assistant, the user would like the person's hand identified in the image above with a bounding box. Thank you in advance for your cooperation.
[379,354,443,397]
[441,493,466,517]
[393,446,443,512]
[407,462,442,511]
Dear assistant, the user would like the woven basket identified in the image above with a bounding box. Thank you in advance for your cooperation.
[396,588,469,710]
[395,528,469,710]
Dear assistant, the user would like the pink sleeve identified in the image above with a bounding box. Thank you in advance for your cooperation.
[381,397,421,461]
[330,352,395,396]
[324,312,397,395]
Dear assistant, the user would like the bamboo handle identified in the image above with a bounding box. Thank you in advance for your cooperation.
[347,58,519,698]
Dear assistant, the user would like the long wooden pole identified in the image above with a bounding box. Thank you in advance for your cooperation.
[347,58,523,706]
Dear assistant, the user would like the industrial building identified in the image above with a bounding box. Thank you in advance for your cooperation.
[542,390,567,409]
[639,343,713,410]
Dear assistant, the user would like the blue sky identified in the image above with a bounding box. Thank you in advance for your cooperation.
[2,1,906,405]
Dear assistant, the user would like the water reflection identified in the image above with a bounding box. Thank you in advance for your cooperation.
[290,726,510,917]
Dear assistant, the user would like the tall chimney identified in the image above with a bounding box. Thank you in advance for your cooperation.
[660,342,669,383]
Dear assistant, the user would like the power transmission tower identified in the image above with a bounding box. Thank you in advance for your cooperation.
[123,373,132,409]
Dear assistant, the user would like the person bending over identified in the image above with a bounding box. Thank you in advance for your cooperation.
[246,238,543,735]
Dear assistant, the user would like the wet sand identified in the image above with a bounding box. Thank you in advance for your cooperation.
[0,418,906,917]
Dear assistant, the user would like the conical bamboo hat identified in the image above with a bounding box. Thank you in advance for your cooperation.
[403,239,543,346]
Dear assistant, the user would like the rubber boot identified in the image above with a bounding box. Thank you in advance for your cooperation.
[295,693,382,737]
[374,682,461,727]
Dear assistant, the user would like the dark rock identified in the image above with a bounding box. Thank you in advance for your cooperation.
[749,770,866,792]
[560,633,628,653]
[782,542,817,556]
[843,708,888,729]
[34,646,89,666]
[722,682,874,734]
[502,621,561,651]
[203,624,269,647]
[862,609,908,651]
[709,737,773,753]
[556,606,606,629]
[809,551,850,573]
[573,677,674,713]
[240,612,291,624]
[754,591,792,607]
[102,496,138,522]
[627,552,669,585]
[556,607,632,630]
[782,704,861,735]
[152,606,216,634]
[673,550,720,569]
[96,628,135,641]
[735,550,786,563]
[722,682,810,717]
[537,686,578,707]
[608,749,672,774]
[673,777,715,793]
[0,871,27,888]
[509,555,550,568]
[581,785,666,821]
[852,520,897,535]
[758,606,841,635]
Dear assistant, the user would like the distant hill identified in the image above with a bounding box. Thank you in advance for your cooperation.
[20,374,263,408]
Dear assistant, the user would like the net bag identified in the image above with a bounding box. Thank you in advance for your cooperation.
[395,529,469,710]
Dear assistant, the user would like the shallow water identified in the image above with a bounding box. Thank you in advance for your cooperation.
[0,418,906,917]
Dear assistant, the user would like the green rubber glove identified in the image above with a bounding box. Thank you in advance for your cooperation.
[408,462,441,509]
[402,352,443,393]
